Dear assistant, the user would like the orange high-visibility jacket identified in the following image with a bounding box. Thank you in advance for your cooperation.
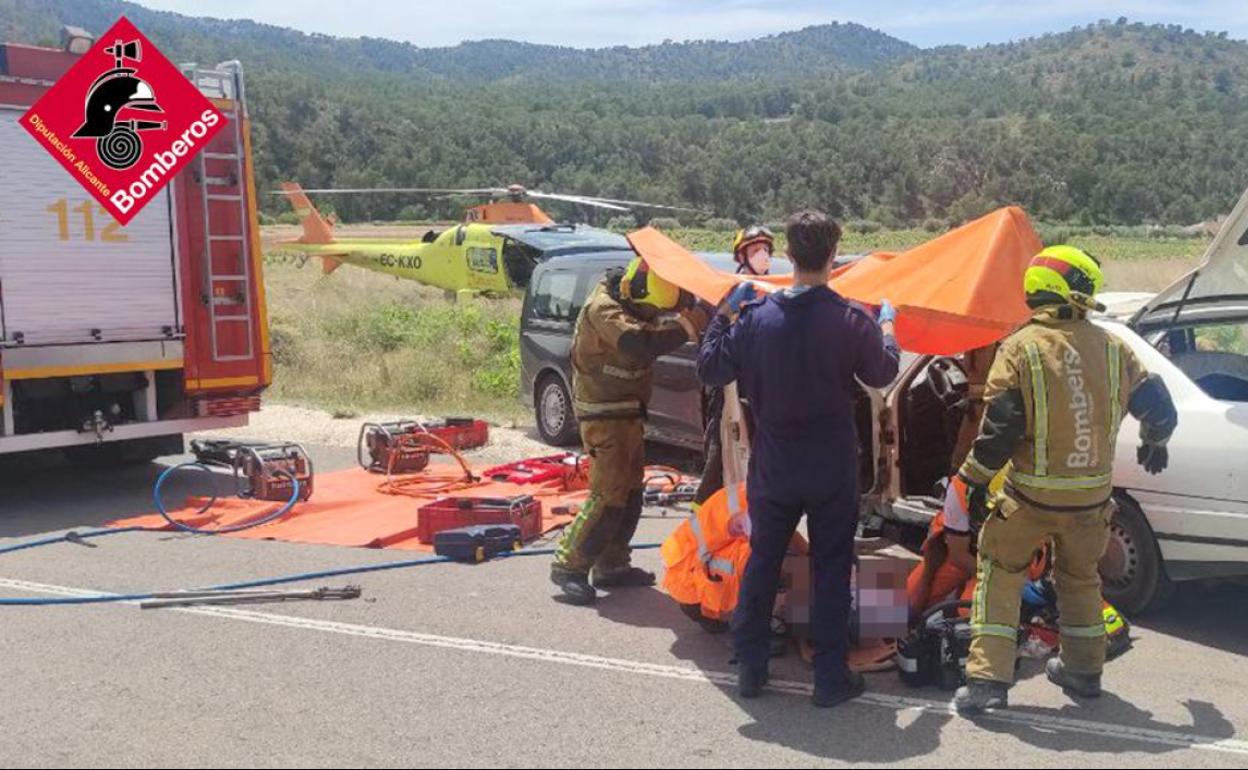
[661,485,750,621]
[662,484,808,622]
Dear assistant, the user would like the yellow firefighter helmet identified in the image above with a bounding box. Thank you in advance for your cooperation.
[1023,245,1105,308]
[620,257,682,310]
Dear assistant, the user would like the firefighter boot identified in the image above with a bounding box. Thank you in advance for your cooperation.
[550,565,597,606]
[737,662,770,699]
[1046,658,1102,698]
[592,566,656,588]
[593,489,649,587]
[553,498,627,604]
[954,678,1010,714]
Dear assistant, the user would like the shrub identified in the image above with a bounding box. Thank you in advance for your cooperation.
[703,217,739,232]
[846,219,882,234]
[648,217,682,230]
[606,215,639,232]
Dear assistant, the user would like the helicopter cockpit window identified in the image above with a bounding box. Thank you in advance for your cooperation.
[468,247,499,274]
[502,239,544,288]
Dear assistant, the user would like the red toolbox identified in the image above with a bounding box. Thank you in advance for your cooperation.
[482,453,589,489]
[417,495,542,544]
[428,418,490,451]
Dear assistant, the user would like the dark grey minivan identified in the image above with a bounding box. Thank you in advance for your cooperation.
[519,250,792,448]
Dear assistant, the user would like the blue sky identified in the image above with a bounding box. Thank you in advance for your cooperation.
[133,1,1248,48]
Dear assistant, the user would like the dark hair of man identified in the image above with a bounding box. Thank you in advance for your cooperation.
[785,210,843,272]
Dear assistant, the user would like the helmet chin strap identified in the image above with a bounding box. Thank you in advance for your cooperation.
[737,248,771,276]
[1027,293,1105,319]
[1069,292,1107,313]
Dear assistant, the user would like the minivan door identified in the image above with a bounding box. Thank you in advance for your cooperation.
[647,340,703,449]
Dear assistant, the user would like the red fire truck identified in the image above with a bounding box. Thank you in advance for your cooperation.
[0,35,270,464]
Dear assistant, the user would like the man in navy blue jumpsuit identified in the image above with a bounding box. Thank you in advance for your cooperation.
[697,211,900,708]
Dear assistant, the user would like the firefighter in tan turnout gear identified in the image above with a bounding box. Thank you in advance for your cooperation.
[551,257,710,605]
[953,246,1178,714]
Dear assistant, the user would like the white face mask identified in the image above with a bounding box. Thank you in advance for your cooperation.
[744,244,772,275]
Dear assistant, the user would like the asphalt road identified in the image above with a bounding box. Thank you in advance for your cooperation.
[1,443,1246,768]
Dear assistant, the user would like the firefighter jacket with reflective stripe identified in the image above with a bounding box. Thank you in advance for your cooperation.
[959,309,1149,510]
[571,274,692,420]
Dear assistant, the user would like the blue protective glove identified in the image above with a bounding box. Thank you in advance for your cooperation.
[722,281,759,315]
[877,298,897,325]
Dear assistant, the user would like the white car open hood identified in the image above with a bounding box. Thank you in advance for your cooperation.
[1132,185,1248,332]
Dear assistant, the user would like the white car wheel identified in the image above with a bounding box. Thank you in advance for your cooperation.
[1100,495,1174,615]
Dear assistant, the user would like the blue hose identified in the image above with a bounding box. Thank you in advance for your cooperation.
[0,544,663,606]
[153,462,301,535]
[0,526,151,557]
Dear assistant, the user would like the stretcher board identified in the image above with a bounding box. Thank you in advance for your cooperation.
[720,381,751,536]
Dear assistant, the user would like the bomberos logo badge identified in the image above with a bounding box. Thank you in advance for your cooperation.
[21,16,227,225]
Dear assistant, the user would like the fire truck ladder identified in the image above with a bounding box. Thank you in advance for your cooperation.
[184,61,254,363]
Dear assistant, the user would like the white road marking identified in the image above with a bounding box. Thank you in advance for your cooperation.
[4,575,1247,757]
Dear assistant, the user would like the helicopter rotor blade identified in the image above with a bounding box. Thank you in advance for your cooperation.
[525,192,631,212]
[568,195,709,215]
[269,187,508,196]
[270,186,709,216]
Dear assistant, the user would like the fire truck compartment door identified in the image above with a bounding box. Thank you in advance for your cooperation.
[0,107,179,348]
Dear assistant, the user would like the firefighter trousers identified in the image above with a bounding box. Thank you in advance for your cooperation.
[966,494,1113,683]
[554,417,645,574]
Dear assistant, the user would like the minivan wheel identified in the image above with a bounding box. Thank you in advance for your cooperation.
[536,374,578,446]
[1100,495,1174,616]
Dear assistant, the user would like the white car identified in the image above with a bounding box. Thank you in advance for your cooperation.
[867,188,1248,615]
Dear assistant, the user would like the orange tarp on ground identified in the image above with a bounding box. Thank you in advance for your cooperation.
[109,463,585,551]
[629,206,1042,355]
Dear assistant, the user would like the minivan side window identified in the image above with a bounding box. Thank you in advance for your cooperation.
[532,271,580,322]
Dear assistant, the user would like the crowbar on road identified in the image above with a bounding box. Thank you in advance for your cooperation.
[139,585,362,610]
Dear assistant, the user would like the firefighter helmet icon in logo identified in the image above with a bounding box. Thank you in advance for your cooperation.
[71,38,168,170]
[23,15,228,224]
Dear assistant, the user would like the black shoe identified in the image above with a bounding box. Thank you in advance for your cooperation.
[737,663,770,699]
[1046,658,1102,698]
[954,678,1010,715]
[550,566,596,606]
[591,566,656,588]
[813,670,866,708]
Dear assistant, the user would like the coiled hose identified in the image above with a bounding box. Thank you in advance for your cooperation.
[153,462,300,535]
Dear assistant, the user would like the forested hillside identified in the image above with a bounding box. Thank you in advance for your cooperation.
[3,1,1246,226]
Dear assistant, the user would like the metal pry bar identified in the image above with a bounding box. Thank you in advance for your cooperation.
[139,585,362,610]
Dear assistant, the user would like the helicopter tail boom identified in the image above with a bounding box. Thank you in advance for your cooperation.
[278,182,343,274]
[280,182,335,245]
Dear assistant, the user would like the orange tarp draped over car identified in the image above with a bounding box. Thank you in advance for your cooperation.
[627,206,1043,356]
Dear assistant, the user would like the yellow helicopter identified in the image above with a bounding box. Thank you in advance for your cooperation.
[270,182,703,295]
